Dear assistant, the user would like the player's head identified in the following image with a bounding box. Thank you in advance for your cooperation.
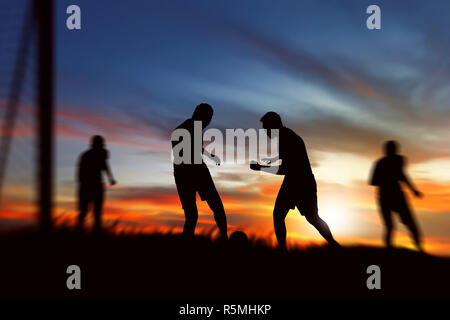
[260,111,283,137]
[384,140,398,156]
[192,103,213,128]
[91,135,105,149]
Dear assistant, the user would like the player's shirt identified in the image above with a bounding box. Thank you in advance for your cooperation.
[172,118,204,168]
[370,155,407,194]
[78,148,109,185]
[278,127,314,181]
[172,119,213,195]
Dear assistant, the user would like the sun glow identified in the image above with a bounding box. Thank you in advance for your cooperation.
[319,202,352,235]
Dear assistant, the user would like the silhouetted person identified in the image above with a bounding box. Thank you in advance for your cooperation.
[171,103,228,239]
[250,112,339,250]
[77,135,116,232]
[370,140,423,251]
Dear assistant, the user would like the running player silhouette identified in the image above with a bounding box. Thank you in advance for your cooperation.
[250,112,339,250]
[171,103,228,240]
[77,135,116,232]
[370,140,424,251]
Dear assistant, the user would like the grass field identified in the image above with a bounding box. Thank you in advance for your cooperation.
[0,228,449,300]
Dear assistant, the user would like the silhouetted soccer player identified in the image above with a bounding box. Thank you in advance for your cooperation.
[250,112,339,250]
[77,135,116,232]
[370,141,424,251]
[171,103,228,239]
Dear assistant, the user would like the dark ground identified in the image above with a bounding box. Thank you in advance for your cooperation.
[0,229,449,300]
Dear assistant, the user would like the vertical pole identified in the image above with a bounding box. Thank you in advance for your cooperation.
[0,4,33,204]
[35,0,54,232]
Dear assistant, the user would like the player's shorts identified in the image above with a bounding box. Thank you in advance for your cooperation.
[174,164,220,209]
[78,183,104,210]
[378,189,414,227]
[275,175,318,217]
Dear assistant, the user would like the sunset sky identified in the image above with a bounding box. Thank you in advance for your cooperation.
[1,0,450,255]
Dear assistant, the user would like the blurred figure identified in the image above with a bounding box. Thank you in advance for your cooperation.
[171,103,228,240]
[250,111,339,250]
[370,140,424,251]
[77,135,116,232]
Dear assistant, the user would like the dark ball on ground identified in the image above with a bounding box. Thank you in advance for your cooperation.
[229,231,249,246]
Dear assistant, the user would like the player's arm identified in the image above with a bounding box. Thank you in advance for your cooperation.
[202,148,220,165]
[260,155,279,164]
[77,160,81,183]
[103,151,116,186]
[399,156,422,197]
[250,160,286,175]
[105,162,116,186]
[369,162,380,186]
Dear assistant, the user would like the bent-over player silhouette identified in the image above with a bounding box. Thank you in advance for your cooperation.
[370,140,424,251]
[250,112,339,250]
[171,103,228,239]
[77,135,116,232]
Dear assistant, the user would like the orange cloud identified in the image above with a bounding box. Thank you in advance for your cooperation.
[0,101,169,151]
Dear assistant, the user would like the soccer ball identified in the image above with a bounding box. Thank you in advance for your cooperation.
[229,231,249,246]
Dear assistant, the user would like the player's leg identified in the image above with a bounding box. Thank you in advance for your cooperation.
[205,193,228,240]
[175,172,198,238]
[183,202,198,237]
[379,200,394,248]
[300,192,339,246]
[399,203,423,251]
[273,196,290,251]
[77,187,88,230]
[199,167,228,239]
[273,181,293,250]
[304,211,339,246]
[180,192,198,237]
[93,185,104,233]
